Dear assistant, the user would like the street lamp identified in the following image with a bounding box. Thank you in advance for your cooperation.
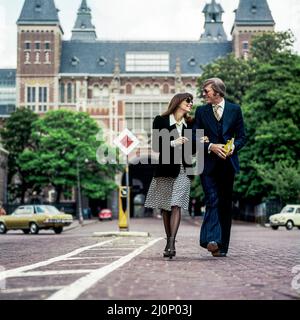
[76,158,89,226]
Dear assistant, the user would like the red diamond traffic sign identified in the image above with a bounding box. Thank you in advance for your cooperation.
[114,129,140,155]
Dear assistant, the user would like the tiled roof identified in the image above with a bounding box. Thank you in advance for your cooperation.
[234,0,275,26]
[60,40,232,75]
[17,0,60,25]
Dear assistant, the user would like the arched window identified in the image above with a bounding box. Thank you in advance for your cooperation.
[93,85,101,98]
[125,83,132,95]
[144,84,151,95]
[102,85,109,97]
[135,84,142,95]
[163,83,169,94]
[153,84,160,95]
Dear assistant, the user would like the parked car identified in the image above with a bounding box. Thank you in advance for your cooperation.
[269,204,300,230]
[98,209,113,221]
[0,205,73,235]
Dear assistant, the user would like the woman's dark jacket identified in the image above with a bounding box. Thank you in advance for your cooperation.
[151,115,194,178]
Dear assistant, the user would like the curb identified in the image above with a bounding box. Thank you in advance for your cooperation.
[65,220,98,232]
[93,231,151,238]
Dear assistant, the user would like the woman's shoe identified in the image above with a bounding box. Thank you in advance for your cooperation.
[168,237,176,259]
[163,237,171,258]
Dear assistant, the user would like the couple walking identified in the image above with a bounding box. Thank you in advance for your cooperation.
[145,78,246,259]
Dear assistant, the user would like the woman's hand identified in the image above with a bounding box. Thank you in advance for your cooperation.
[172,137,189,147]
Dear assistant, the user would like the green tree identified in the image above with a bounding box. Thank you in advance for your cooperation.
[19,110,122,203]
[0,108,38,202]
[251,30,295,63]
[197,53,256,105]
[254,161,300,204]
[235,34,300,203]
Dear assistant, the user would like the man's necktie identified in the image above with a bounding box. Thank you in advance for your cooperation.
[213,105,221,121]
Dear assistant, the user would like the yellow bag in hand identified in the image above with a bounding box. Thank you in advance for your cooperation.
[224,138,234,155]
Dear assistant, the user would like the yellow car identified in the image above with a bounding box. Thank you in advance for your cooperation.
[269,204,300,230]
[0,205,73,235]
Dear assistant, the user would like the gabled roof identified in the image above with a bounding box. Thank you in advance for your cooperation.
[234,0,275,26]
[60,40,232,75]
[17,0,61,27]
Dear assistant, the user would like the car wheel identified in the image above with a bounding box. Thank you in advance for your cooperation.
[271,226,279,230]
[53,227,63,234]
[30,223,39,234]
[23,229,30,234]
[0,223,7,234]
[286,220,294,230]
[298,227,300,230]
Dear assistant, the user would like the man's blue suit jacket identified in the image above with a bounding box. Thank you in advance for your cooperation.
[193,100,246,175]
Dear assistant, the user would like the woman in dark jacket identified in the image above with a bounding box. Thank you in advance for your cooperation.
[145,93,194,259]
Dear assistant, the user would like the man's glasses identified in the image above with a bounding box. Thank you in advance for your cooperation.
[185,97,193,104]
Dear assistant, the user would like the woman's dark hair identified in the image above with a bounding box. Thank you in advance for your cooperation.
[162,92,194,123]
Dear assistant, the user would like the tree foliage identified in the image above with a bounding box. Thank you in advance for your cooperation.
[194,31,300,205]
[0,108,38,202]
[197,53,256,105]
[18,110,122,203]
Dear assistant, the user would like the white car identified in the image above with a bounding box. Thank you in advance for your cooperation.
[269,205,300,230]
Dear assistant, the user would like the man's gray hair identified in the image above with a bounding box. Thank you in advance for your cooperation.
[203,78,226,97]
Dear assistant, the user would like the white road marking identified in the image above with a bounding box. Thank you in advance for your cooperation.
[57,263,107,267]
[65,256,123,260]
[87,248,135,251]
[47,237,162,300]
[1,286,64,294]
[0,239,115,282]
[14,270,94,277]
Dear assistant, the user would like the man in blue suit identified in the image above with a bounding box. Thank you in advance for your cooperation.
[193,78,246,257]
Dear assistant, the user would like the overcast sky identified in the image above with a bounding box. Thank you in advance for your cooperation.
[0,0,299,68]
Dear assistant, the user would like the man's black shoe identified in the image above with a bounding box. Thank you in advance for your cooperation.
[212,250,227,257]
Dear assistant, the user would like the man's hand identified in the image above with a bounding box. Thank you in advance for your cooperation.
[210,144,227,160]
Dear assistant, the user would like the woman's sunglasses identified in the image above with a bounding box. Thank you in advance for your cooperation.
[185,97,193,104]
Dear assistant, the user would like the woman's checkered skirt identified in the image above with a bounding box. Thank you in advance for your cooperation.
[144,165,191,211]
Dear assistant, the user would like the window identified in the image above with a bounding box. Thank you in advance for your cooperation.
[67,83,73,103]
[126,52,169,72]
[93,85,101,98]
[242,41,249,50]
[163,83,169,94]
[60,83,65,103]
[153,85,160,95]
[71,56,80,66]
[39,87,47,103]
[125,84,132,95]
[45,42,51,50]
[25,42,31,50]
[27,87,36,103]
[35,42,41,50]
[98,56,107,66]
[188,57,196,67]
